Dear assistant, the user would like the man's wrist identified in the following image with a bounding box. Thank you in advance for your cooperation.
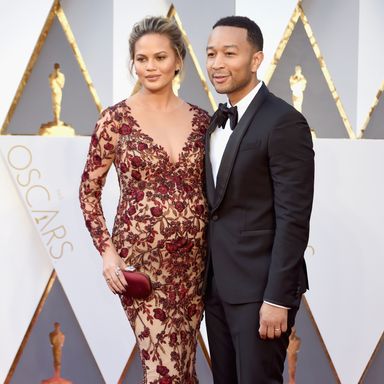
[263,300,290,310]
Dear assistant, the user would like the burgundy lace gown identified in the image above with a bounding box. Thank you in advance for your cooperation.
[79,100,210,384]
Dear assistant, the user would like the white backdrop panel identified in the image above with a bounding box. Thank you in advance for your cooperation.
[0,137,135,384]
[0,153,53,384]
[306,139,384,384]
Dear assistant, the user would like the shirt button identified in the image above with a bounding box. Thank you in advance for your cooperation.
[212,214,219,221]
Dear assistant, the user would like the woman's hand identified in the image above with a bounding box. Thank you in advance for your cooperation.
[102,250,128,294]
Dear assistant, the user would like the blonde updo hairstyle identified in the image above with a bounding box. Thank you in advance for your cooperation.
[129,16,186,77]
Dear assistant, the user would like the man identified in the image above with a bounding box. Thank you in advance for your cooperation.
[204,16,314,384]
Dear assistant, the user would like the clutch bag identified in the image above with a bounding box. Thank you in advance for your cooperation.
[122,266,152,299]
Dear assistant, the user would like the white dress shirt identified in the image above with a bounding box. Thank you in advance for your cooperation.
[209,81,289,310]
[210,81,263,185]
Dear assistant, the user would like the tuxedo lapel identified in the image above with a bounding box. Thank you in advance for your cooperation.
[213,84,269,211]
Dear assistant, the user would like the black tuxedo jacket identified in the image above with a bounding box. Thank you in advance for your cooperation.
[204,84,314,308]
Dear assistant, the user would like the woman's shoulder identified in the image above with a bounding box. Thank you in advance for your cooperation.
[93,99,135,137]
[101,98,131,117]
[186,103,211,131]
[187,102,211,118]
[97,99,135,128]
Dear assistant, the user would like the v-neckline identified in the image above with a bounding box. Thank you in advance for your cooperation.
[126,103,197,166]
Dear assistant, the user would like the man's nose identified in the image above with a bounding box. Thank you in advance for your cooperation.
[211,54,224,69]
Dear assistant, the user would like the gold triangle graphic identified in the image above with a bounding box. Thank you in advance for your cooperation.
[167,5,217,111]
[359,80,384,138]
[302,296,341,383]
[1,0,102,135]
[4,271,57,384]
[198,331,211,368]
[264,3,355,139]
[118,344,139,383]
[358,331,384,383]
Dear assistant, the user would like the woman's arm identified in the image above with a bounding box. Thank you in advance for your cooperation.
[79,108,127,293]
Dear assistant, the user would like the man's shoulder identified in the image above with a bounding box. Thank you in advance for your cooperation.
[265,89,296,111]
[261,88,304,120]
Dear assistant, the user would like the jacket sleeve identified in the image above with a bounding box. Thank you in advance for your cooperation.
[263,110,314,307]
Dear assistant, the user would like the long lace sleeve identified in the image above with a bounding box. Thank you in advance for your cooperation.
[79,108,119,255]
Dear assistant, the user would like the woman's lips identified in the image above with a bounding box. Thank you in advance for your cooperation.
[145,75,161,81]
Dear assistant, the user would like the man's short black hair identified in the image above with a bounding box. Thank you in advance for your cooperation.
[213,16,263,51]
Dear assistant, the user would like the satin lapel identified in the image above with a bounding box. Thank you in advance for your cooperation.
[205,116,219,208]
[213,84,269,211]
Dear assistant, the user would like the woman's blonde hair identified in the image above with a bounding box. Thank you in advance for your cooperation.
[129,16,186,76]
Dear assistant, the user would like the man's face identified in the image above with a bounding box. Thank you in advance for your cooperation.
[206,26,263,104]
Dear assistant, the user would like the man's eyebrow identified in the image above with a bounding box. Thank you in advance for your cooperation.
[206,44,239,51]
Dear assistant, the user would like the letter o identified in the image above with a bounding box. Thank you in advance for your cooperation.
[7,145,32,170]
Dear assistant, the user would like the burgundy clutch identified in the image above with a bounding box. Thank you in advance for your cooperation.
[122,266,152,299]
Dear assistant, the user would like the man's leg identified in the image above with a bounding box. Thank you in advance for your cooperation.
[205,276,238,384]
[223,301,298,384]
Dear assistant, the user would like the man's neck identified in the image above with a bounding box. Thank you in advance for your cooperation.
[228,79,260,106]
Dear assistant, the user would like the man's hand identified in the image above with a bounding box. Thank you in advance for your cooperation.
[259,302,288,339]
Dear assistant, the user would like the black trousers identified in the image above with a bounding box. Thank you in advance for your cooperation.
[205,276,298,384]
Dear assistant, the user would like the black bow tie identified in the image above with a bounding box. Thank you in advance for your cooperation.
[215,103,238,130]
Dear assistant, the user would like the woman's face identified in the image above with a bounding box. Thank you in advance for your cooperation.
[133,33,180,93]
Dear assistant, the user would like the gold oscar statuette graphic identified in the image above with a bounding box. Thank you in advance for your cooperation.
[41,322,72,384]
[289,65,307,113]
[287,327,301,384]
[39,63,75,136]
[289,65,316,137]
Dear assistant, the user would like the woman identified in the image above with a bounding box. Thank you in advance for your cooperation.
[79,16,210,384]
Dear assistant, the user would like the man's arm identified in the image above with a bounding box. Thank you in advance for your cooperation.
[259,109,314,338]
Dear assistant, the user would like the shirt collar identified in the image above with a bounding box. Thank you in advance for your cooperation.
[228,81,263,121]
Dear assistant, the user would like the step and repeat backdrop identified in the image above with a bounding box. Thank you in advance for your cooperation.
[0,1,383,383]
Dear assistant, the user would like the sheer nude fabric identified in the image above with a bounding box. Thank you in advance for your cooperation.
[79,100,210,384]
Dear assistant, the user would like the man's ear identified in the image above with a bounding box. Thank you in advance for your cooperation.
[251,51,264,73]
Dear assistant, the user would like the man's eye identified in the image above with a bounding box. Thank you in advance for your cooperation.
[207,52,215,58]
[226,52,235,56]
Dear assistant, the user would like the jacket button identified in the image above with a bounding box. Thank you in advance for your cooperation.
[212,214,219,221]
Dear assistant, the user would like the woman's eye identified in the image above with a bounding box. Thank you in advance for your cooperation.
[157,56,166,61]
[136,57,145,62]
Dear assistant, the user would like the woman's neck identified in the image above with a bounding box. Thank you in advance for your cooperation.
[135,87,181,112]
